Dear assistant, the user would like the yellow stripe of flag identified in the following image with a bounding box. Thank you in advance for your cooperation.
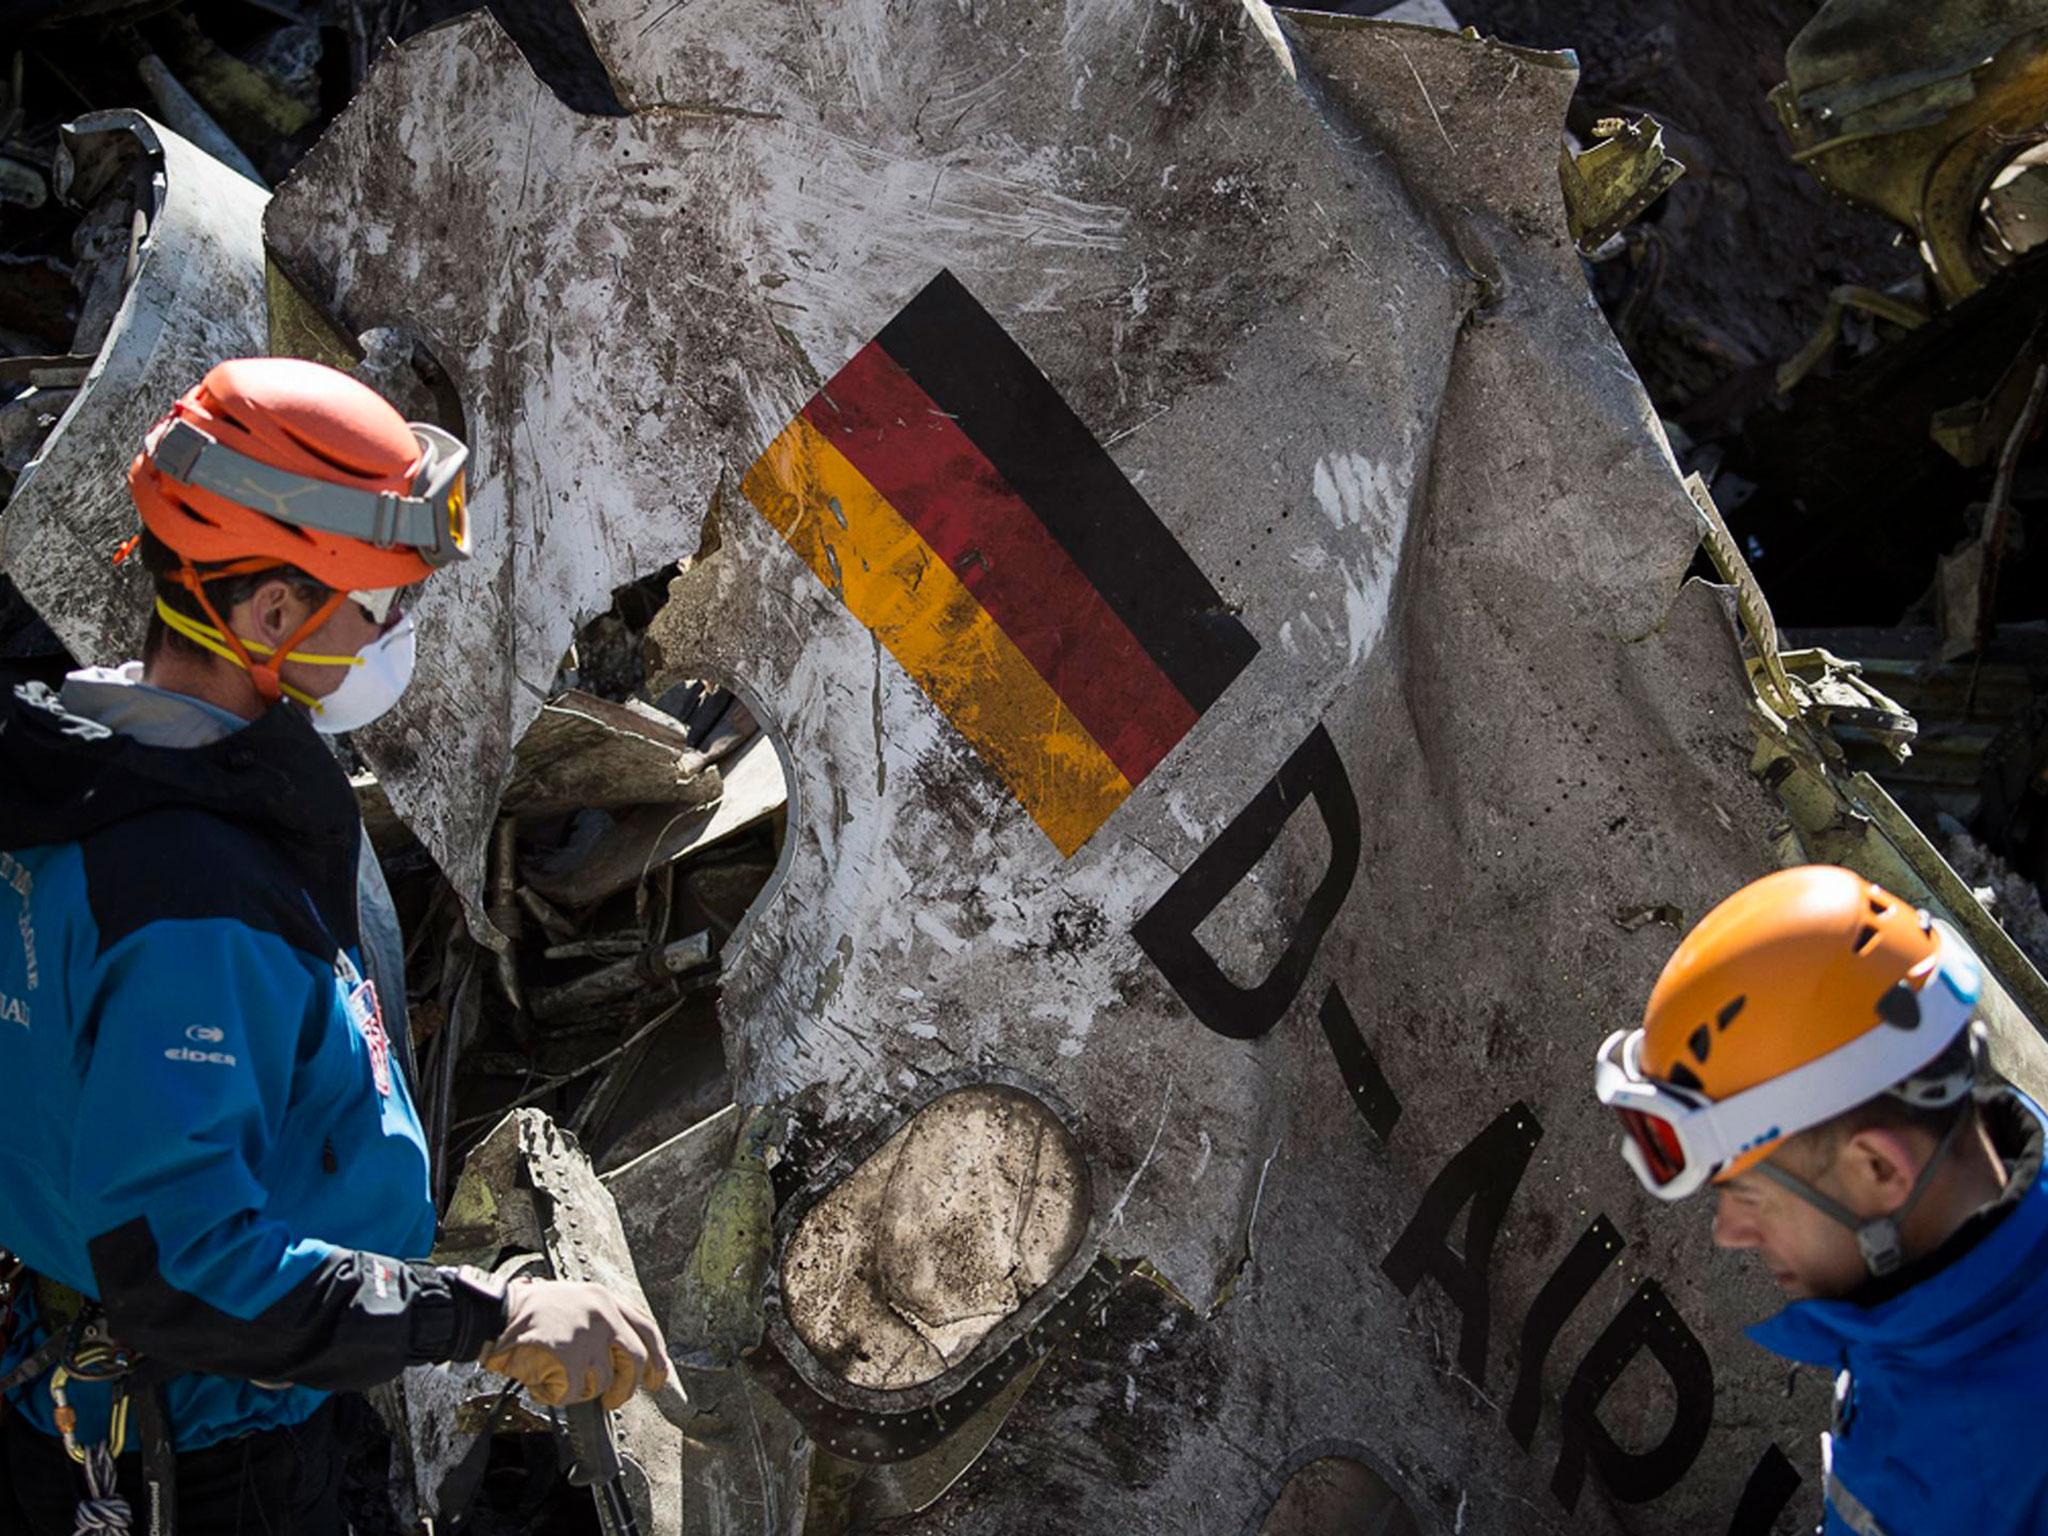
[743,414,1134,856]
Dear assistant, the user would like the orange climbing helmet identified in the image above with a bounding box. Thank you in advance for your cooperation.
[1595,866,1984,1201]
[129,356,469,589]
[125,357,470,703]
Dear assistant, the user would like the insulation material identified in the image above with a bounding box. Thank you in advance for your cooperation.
[267,3,1834,1530]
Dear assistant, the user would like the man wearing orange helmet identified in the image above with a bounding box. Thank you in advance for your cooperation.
[1596,865,2048,1536]
[0,359,666,1536]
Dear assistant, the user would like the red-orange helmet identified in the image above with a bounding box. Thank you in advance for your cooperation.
[128,357,469,591]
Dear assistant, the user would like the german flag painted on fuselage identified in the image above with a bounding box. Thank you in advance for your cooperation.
[742,271,1258,856]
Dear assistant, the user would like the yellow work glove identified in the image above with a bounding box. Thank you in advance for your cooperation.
[480,1277,670,1411]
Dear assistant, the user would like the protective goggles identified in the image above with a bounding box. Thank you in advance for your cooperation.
[1595,921,1983,1201]
[349,586,406,625]
[148,416,471,568]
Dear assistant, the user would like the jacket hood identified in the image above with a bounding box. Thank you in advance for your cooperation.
[0,670,359,853]
[1748,1087,2048,1369]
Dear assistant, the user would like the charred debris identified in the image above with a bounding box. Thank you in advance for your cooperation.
[1,0,2047,1531]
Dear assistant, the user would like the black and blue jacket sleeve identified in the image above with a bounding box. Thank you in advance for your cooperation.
[72,914,505,1389]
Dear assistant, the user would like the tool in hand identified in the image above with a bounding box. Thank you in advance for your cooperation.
[560,1400,641,1536]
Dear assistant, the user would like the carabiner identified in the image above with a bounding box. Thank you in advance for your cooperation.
[49,1362,130,1464]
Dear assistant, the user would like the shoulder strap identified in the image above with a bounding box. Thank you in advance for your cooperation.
[0,1329,70,1399]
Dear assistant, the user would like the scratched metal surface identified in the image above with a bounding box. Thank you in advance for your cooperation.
[270,6,1818,1532]
[1,112,272,660]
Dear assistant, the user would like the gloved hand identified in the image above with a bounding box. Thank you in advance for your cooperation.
[480,1278,670,1410]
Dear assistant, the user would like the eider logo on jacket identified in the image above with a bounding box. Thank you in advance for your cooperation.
[168,1021,235,1063]
[168,1018,235,1062]
[166,1042,238,1066]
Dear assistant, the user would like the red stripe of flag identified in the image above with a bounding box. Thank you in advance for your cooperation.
[803,343,1198,784]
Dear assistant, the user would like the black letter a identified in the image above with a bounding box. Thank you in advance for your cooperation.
[1379,1102,1542,1383]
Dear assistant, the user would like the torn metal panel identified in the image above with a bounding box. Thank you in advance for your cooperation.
[1772,0,2048,304]
[602,1112,826,1536]
[503,690,720,818]
[635,1105,768,1364]
[521,733,786,911]
[1559,115,1686,256]
[523,1113,688,1536]
[1689,476,2048,1075]
[134,53,268,188]
[0,111,271,660]
[601,1106,742,1304]
[430,1110,691,1536]
[263,18,798,925]
[636,11,1798,1531]
[261,2,2035,1531]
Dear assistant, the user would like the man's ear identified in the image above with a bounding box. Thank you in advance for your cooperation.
[1839,1126,1922,1215]
[240,578,304,647]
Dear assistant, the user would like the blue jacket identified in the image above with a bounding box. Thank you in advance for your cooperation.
[1749,1088,2048,1536]
[0,668,504,1452]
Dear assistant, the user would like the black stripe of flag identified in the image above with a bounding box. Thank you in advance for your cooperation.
[873,270,1259,714]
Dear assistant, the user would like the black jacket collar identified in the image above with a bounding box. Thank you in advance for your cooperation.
[0,670,359,854]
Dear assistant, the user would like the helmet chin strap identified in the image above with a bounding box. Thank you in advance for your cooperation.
[1754,1110,1969,1277]
[172,562,347,706]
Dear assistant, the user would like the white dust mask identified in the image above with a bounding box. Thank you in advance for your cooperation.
[310,613,416,735]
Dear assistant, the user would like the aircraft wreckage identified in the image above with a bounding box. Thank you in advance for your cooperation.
[8,0,2048,1532]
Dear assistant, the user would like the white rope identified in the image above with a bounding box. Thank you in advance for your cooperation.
[72,1442,130,1536]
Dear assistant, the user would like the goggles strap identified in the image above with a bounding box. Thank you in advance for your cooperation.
[151,417,468,565]
[1754,1109,1968,1277]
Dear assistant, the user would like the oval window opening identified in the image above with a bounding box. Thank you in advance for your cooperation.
[781,1084,1090,1389]
[1258,1455,1423,1536]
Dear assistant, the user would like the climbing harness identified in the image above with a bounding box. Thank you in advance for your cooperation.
[50,1350,133,1536]
[0,1272,177,1536]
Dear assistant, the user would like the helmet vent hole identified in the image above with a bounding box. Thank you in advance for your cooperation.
[1688,1024,1711,1064]
[1716,995,1746,1030]
[1876,982,1922,1030]
[1853,923,1880,953]
[274,417,394,480]
[1666,1060,1705,1093]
